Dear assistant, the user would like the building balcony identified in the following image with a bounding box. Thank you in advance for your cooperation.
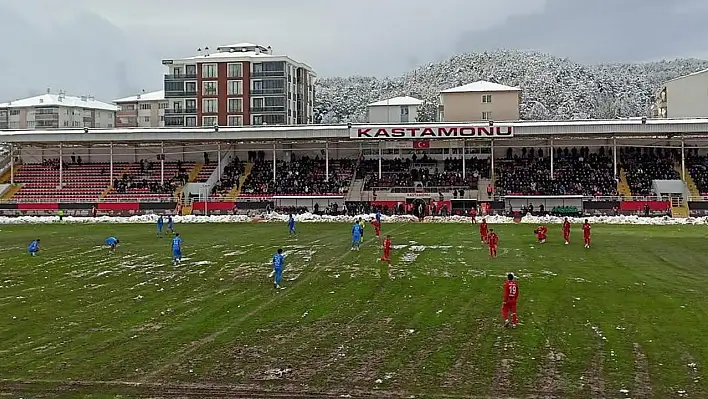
[165,116,185,126]
[251,106,286,113]
[34,113,59,120]
[165,73,197,80]
[252,70,285,78]
[165,108,197,115]
[251,88,285,96]
[164,89,198,98]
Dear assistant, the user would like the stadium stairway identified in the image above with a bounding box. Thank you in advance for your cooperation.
[0,163,20,183]
[224,162,253,200]
[101,165,133,198]
[1,184,22,200]
[618,169,632,199]
[671,197,689,218]
[675,165,700,198]
[188,163,203,182]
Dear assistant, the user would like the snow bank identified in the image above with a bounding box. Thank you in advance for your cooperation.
[1,213,708,225]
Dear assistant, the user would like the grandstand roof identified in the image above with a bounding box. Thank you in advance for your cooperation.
[3,118,708,144]
[0,94,118,111]
[113,90,165,103]
[368,96,423,107]
[441,81,521,93]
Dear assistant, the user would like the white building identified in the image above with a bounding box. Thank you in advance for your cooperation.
[0,91,117,130]
[114,90,167,128]
[161,42,316,127]
[366,96,423,123]
[653,69,708,118]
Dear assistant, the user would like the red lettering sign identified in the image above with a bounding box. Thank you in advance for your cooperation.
[351,124,514,139]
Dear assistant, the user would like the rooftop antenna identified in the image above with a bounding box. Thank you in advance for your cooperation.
[204,46,210,56]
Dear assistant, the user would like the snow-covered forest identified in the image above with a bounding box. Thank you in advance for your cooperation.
[313,50,708,123]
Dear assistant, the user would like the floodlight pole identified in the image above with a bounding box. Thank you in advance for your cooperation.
[612,137,617,179]
[272,142,277,182]
[681,137,686,181]
[490,139,495,183]
[217,143,222,181]
[378,143,382,179]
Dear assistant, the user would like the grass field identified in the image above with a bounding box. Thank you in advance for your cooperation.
[0,221,706,398]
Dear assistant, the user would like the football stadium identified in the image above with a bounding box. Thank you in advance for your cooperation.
[0,118,707,398]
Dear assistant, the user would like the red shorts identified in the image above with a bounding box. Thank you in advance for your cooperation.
[502,301,517,315]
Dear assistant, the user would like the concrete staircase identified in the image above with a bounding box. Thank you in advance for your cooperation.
[477,178,493,200]
[675,165,700,198]
[345,179,365,201]
[1,184,21,200]
[617,169,632,199]
[671,197,689,218]
[0,163,20,183]
[188,163,203,183]
[224,162,253,200]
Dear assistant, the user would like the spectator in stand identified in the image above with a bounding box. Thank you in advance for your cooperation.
[621,147,679,195]
[241,156,355,196]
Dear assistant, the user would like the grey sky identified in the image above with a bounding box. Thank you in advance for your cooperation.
[1,0,707,101]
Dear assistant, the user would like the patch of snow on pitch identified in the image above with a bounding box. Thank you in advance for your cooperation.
[0,212,706,225]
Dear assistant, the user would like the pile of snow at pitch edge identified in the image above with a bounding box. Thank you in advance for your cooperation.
[0,213,707,225]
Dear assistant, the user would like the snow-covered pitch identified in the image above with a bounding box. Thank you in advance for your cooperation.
[2,213,707,225]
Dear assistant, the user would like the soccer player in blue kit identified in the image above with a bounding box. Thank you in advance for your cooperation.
[28,239,40,256]
[167,215,175,235]
[156,215,164,237]
[172,233,183,265]
[105,236,119,253]
[351,222,362,251]
[272,248,285,289]
[288,214,296,237]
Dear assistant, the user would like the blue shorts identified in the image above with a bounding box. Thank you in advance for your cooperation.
[352,237,361,244]
[157,224,163,231]
[173,249,181,258]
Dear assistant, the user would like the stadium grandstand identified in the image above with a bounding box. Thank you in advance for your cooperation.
[2,118,708,217]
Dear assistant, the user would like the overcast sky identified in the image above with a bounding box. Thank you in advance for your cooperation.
[0,0,707,100]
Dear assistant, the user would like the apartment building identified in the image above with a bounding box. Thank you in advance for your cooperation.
[0,91,117,130]
[652,68,708,118]
[161,43,316,127]
[439,81,521,122]
[366,96,422,123]
[113,90,168,127]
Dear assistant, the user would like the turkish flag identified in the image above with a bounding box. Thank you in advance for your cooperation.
[412,140,430,149]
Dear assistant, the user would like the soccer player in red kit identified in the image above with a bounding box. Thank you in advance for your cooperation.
[562,217,571,245]
[488,229,499,258]
[372,218,381,239]
[480,218,489,243]
[380,235,392,263]
[582,219,591,248]
[535,225,548,243]
[502,273,519,328]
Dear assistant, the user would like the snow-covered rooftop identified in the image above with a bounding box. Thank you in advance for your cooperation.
[114,90,165,103]
[367,96,423,107]
[440,80,521,94]
[0,94,118,111]
[665,68,708,85]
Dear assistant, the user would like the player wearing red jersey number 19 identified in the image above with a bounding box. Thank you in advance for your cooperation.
[502,273,519,328]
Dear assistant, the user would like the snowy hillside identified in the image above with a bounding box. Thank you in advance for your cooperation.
[313,50,708,123]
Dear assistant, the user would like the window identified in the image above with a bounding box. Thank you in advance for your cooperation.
[400,106,409,116]
[10,110,19,116]
[140,103,151,110]
[481,111,492,120]
[228,98,243,113]
[253,115,263,125]
[143,116,150,122]
[173,67,182,76]
[185,116,197,127]
[228,115,243,126]
[482,94,492,103]
[202,99,218,113]
[203,81,217,96]
[185,99,196,111]
[160,116,164,122]
[227,63,243,78]
[203,116,218,126]
[253,97,264,109]
[227,80,243,95]
[185,64,196,76]
[185,81,197,94]
[202,63,217,78]
[159,102,168,109]
[172,101,182,110]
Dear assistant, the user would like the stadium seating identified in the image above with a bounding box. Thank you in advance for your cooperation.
[620,147,679,195]
[359,157,484,191]
[104,161,192,201]
[11,162,112,201]
[240,157,354,196]
[210,157,246,198]
[687,152,708,195]
[195,163,218,183]
[496,147,617,196]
